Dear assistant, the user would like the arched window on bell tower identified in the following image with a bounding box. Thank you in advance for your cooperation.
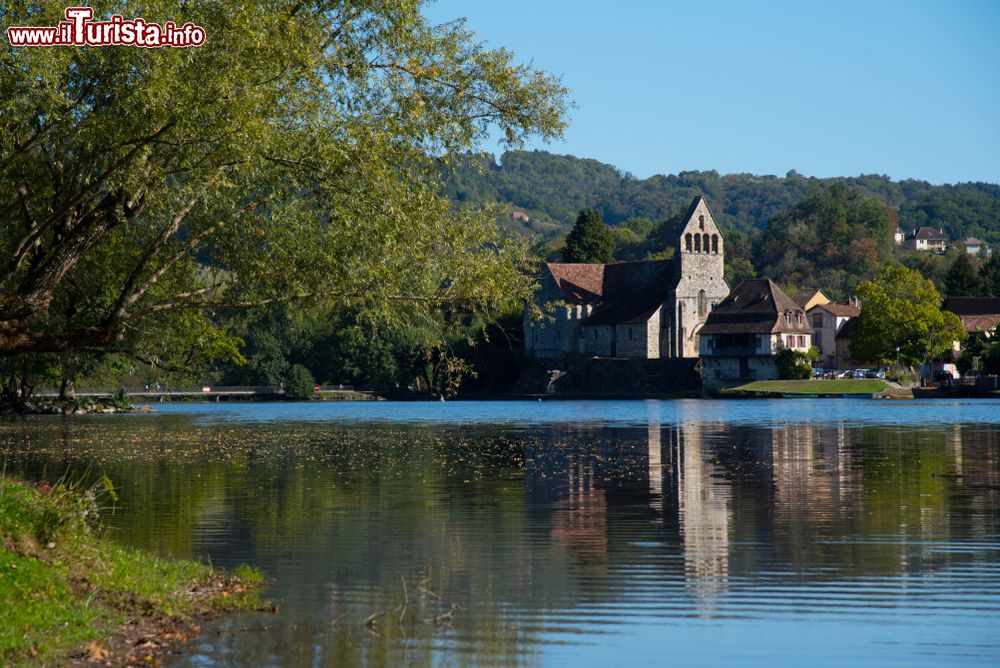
[712,234,719,254]
[685,233,692,252]
[694,234,701,253]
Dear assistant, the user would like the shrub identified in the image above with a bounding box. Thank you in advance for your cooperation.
[776,348,814,380]
[285,364,317,400]
[107,387,132,409]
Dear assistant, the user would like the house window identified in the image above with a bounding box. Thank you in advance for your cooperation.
[685,233,692,252]
[785,311,792,325]
[812,313,823,328]
[813,332,822,347]
[795,312,803,325]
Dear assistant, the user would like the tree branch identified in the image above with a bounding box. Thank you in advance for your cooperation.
[108,196,200,324]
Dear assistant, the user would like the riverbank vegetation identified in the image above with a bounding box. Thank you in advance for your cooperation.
[0,1,569,400]
[0,475,263,666]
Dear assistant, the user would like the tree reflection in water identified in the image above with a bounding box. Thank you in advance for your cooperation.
[0,401,997,667]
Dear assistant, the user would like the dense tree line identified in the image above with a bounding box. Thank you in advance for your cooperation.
[0,2,568,404]
[443,151,1000,248]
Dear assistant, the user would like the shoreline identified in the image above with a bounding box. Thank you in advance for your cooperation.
[0,477,267,666]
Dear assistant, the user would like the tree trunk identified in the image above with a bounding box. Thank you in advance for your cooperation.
[59,377,76,402]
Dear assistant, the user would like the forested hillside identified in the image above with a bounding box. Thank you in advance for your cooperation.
[443,151,1000,245]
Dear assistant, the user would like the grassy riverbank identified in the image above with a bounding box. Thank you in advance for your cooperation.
[0,476,264,666]
[725,379,891,396]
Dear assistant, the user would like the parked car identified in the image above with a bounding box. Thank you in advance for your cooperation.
[864,368,886,379]
[811,367,825,378]
[852,369,867,379]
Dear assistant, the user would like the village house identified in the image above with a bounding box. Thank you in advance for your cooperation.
[792,289,831,311]
[905,227,948,252]
[944,297,1000,339]
[835,318,861,370]
[699,279,813,391]
[807,299,861,370]
[524,196,730,360]
[961,237,990,257]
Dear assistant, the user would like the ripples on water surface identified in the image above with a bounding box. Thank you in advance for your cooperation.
[1,399,998,667]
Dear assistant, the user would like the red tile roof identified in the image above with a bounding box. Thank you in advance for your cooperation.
[943,297,1000,333]
[910,227,947,241]
[812,302,861,317]
[543,260,675,325]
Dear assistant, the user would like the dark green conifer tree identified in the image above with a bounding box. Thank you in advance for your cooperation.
[562,209,614,263]
[944,253,983,297]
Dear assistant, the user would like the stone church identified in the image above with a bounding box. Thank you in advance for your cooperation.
[524,196,730,360]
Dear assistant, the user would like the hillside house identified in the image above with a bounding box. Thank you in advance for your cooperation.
[699,279,813,391]
[961,237,990,257]
[905,227,948,252]
[524,196,730,360]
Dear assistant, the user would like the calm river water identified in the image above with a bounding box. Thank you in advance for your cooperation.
[2,399,999,667]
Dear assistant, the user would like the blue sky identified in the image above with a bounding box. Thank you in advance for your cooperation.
[424,0,1000,185]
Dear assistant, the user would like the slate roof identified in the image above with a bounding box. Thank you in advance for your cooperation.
[943,297,1000,316]
[700,279,812,335]
[543,260,675,325]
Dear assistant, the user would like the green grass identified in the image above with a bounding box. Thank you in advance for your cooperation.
[725,379,890,395]
[0,476,262,666]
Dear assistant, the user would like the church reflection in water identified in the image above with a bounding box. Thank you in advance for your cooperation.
[523,402,973,615]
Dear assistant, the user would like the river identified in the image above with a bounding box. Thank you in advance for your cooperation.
[2,399,999,666]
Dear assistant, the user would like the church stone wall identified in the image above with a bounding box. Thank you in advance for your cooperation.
[524,196,730,364]
[673,198,730,358]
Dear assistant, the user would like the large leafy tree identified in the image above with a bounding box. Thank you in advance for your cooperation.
[851,264,965,366]
[562,209,613,263]
[0,1,568,357]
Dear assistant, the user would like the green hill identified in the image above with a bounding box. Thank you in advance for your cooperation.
[443,150,1000,247]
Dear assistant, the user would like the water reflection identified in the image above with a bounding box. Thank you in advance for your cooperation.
[0,401,998,666]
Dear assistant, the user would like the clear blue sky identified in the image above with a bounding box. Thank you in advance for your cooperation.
[424,0,1000,185]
